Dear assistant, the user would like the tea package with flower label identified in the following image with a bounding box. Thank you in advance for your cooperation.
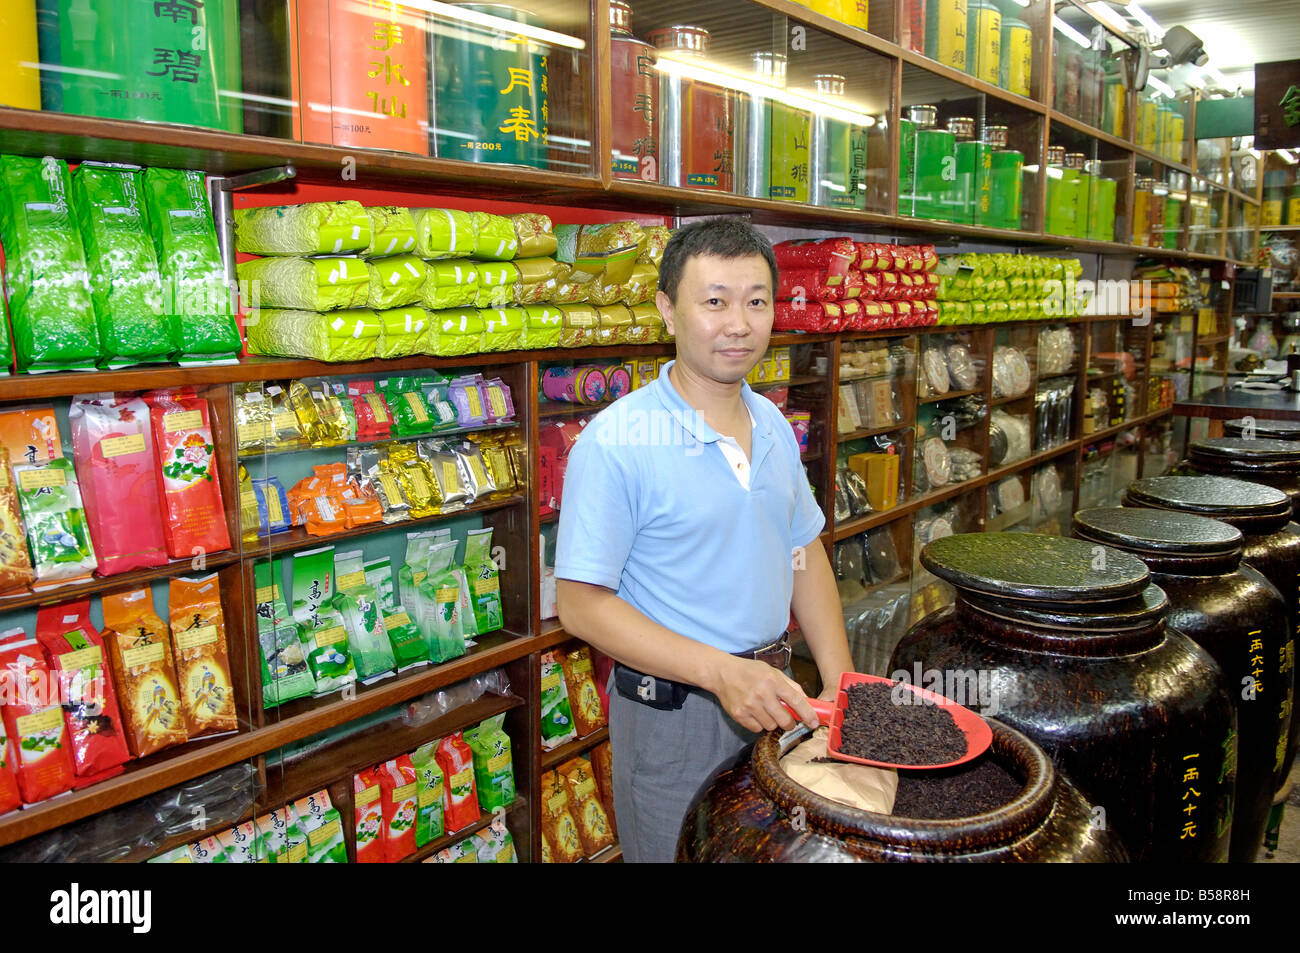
[255,559,317,708]
[464,713,515,812]
[559,756,615,856]
[411,741,445,847]
[34,601,130,784]
[435,731,481,833]
[0,154,101,372]
[560,646,606,738]
[14,457,97,586]
[353,768,386,864]
[0,459,34,594]
[464,528,503,635]
[0,717,21,815]
[333,549,395,682]
[168,574,237,738]
[540,769,583,863]
[68,393,168,575]
[379,754,418,862]
[291,545,356,695]
[540,650,577,750]
[145,389,230,559]
[101,588,188,758]
[0,635,77,803]
[361,206,417,258]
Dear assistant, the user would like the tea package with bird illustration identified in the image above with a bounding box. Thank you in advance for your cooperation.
[101,588,188,758]
[168,574,237,738]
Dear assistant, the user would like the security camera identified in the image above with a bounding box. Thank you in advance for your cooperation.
[1156,25,1209,68]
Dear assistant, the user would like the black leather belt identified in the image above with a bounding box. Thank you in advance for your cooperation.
[614,632,791,711]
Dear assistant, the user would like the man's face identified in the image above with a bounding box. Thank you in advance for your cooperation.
[656,253,774,386]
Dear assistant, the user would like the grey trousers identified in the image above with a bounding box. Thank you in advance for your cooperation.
[609,683,758,863]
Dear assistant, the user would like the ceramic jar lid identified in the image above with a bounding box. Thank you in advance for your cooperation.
[920,532,1150,603]
[1073,506,1243,558]
[1125,475,1292,520]
[1222,418,1300,440]
[1189,437,1300,465]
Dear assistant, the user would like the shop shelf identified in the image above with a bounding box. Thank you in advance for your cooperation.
[0,551,239,613]
[403,796,529,863]
[540,726,610,771]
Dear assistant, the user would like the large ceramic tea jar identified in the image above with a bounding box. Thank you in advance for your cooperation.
[889,533,1235,863]
[1185,437,1300,517]
[1124,475,1300,789]
[677,719,1127,862]
[1073,507,1290,863]
[1223,418,1300,441]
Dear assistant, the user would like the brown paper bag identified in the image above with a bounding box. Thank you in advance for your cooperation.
[781,728,898,814]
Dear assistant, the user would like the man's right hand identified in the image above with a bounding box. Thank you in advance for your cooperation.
[711,654,819,733]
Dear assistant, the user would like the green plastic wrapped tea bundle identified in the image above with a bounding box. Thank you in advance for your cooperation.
[471,212,520,260]
[417,538,467,662]
[291,545,356,695]
[481,308,525,352]
[0,154,100,371]
[234,201,371,256]
[72,163,174,366]
[430,309,485,357]
[411,742,446,847]
[361,206,417,257]
[464,527,503,635]
[464,714,515,811]
[244,308,381,362]
[237,256,370,311]
[14,457,97,584]
[334,549,396,682]
[521,305,563,349]
[412,207,476,259]
[366,254,426,310]
[384,376,436,437]
[422,259,479,310]
[375,307,430,359]
[141,168,242,364]
[255,559,317,708]
[473,262,518,308]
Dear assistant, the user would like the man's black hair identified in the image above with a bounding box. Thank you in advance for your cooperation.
[656,218,779,305]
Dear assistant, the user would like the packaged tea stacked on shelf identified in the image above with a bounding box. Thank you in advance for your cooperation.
[144,389,231,559]
[101,588,188,759]
[255,559,317,708]
[773,239,940,332]
[0,631,77,804]
[168,574,238,738]
[934,253,1086,324]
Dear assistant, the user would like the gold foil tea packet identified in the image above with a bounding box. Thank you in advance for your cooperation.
[420,440,468,511]
[235,384,274,453]
[454,440,495,503]
[264,384,304,450]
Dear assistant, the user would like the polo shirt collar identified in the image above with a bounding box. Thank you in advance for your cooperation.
[653,359,775,445]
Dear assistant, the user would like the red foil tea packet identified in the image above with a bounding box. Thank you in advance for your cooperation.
[145,389,231,559]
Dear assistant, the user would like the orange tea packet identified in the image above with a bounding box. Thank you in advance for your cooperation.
[102,588,188,758]
[168,574,238,738]
[144,389,231,558]
[540,769,584,863]
[558,756,614,856]
[559,645,606,738]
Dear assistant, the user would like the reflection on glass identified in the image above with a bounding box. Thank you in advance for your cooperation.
[609,0,658,181]
[647,25,735,191]
[736,52,812,203]
[809,74,869,210]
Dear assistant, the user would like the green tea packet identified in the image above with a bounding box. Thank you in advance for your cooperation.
[291,545,356,695]
[397,531,438,608]
[146,845,194,864]
[411,207,476,259]
[375,306,430,359]
[0,154,101,371]
[541,650,578,748]
[252,811,284,863]
[471,211,519,260]
[430,528,477,640]
[367,556,428,671]
[422,260,478,310]
[255,558,317,708]
[281,805,309,864]
[361,206,417,257]
[140,167,241,364]
[464,527,503,635]
[464,714,515,812]
[429,308,484,357]
[234,201,371,256]
[411,741,446,848]
[244,308,381,363]
[366,254,426,310]
[474,821,517,863]
[334,549,395,682]
[71,163,174,366]
[417,539,466,663]
[236,255,370,311]
[384,376,436,437]
[14,457,98,585]
[304,807,348,863]
[187,836,230,863]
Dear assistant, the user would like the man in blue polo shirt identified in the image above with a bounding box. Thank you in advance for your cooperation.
[555,218,854,863]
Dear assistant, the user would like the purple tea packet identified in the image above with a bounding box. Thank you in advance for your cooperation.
[481,377,516,424]
[449,374,489,427]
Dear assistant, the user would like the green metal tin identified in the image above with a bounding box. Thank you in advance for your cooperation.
[1088,173,1118,241]
[810,74,867,210]
[35,0,243,132]
[431,3,550,168]
[912,108,956,221]
[899,116,918,216]
[1067,153,1091,241]
[1162,196,1184,250]
[1045,146,1077,237]
[985,125,1021,230]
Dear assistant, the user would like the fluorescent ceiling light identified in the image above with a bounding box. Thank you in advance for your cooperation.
[1053,16,1092,49]
[656,55,877,128]
[1086,2,1132,37]
[1127,2,1165,40]
[1203,66,1230,87]
[1147,76,1175,98]
[1278,150,1299,165]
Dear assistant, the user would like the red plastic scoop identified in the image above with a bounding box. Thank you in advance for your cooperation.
[793,672,993,770]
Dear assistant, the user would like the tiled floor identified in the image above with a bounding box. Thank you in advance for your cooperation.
[1256,761,1300,863]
